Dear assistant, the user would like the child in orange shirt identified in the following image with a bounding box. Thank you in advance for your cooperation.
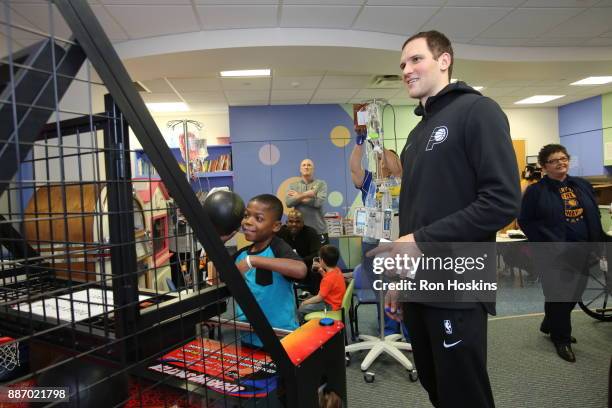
[298,244,346,322]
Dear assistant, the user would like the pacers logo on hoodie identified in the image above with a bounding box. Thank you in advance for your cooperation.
[425,126,448,151]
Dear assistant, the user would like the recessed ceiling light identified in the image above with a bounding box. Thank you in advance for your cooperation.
[145,102,189,112]
[514,95,565,104]
[473,86,484,91]
[220,69,271,77]
[570,76,612,85]
[450,78,458,83]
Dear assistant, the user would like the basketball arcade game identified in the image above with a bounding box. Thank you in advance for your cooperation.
[0,1,346,406]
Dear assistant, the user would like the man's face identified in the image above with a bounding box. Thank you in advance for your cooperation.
[400,37,450,102]
[241,200,281,242]
[300,159,314,178]
[286,214,304,235]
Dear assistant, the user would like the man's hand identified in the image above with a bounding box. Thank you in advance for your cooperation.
[287,190,298,197]
[384,290,402,322]
[366,233,422,279]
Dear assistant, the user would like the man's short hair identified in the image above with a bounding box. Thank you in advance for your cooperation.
[402,30,454,80]
[538,144,570,167]
[319,245,339,268]
[250,194,284,221]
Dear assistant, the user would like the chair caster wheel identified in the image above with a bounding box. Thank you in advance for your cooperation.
[409,370,418,382]
[345,353,351,367]
[363,371,375,383]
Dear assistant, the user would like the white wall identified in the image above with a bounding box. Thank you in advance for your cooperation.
[504,108,559,156]
[129,112,230,150]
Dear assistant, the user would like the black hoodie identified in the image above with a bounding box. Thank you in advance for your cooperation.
[399,81,521,243]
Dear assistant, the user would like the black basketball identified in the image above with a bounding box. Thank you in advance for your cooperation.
[35,357,129,408]
[203,190,245,236]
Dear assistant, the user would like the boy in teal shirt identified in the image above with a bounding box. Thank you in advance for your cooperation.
[234,194,307,347]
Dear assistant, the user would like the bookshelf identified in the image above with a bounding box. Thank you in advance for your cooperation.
[134,144,233,190]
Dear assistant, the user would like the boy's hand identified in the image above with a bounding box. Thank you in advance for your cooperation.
[287,190,298,197]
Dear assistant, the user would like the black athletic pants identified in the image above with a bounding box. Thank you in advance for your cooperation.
[541,301,576,345]
[403,302,495,408]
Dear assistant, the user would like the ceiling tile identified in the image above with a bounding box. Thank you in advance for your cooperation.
[270,99,311,105]
[180,91,227,102]
[388,97,415,105]
[319,75,372,89]
[90,5,129,41]
[522,0,600,6]
[478,8,582,38]
[270,89,315,99]
[101,0,191,4]
[583,37,612,45]
[353,6,440,36]
[469,38,527,46]
[280,5,361,29]
[197,5,277,29]
[365,0,445,4]
[221,77,271,90]
[489,79,540,87]
[140,79,174,93]
[543,7,612,38]
[272,75,323,90]
[105,5,199,38]
[421,7,513,39]
[311,99,350,104]
[523,37,587,46]
[312,89,359,99]
[141,93,182,103]
[353,88,399,99]
[225,90,270,101]
[491,96,525,106]
[504,86,559,96]
[9,3,72,40]
[480,87,522,96]
[285,0,363,3]
[195,0,278,4]
[168,77,222,92]
[1,6,44,41]
[445,0,524,5]
[229,100,269,106]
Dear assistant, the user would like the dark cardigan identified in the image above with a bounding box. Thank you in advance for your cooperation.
[518,175,605,243]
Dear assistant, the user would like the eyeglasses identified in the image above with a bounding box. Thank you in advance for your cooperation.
[545,156,569,165]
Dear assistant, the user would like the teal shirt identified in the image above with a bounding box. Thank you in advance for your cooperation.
[234,236,302,347]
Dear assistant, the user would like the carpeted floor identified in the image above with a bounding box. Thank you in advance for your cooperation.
[345,308,611,408]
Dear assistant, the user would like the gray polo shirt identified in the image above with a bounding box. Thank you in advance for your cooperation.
[285,178,328,235]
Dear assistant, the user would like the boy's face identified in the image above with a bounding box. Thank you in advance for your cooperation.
[242,200,281,242]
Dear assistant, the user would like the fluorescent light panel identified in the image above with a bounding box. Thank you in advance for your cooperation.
[473,86,484,91]
[514,95,564,104]
[570,76,612,85]
[146,102,189,112]
[220,69,271,77]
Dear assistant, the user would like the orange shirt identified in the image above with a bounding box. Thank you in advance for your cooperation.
[318,267,346,311]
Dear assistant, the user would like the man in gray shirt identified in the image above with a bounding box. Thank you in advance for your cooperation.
[285,159,329,244]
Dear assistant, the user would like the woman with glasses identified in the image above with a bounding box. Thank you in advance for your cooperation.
[518,144,606,363]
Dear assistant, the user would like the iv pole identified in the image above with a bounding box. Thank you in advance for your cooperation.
[167,119,203,290]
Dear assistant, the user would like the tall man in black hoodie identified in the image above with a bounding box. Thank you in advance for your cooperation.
[385,31,521,407]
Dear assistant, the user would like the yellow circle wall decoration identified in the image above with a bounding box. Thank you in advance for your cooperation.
[330,125,350,148]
